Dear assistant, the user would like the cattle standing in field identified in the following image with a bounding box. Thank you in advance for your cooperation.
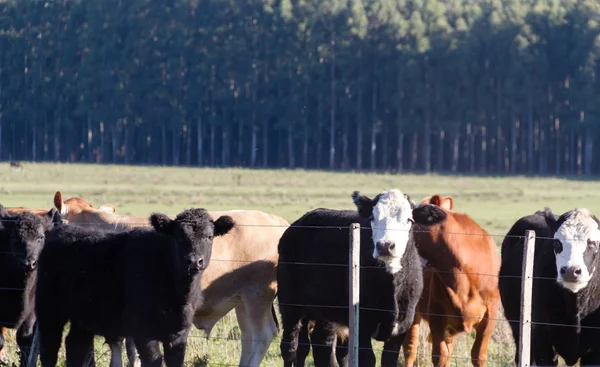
[0,206,62,367]
[500,208,600,366]
[396,195,500,367]
[277,189,424,367]
[34,208,235,367]
[53,191,288,367]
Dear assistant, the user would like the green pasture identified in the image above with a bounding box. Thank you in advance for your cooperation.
[1,162,597,366]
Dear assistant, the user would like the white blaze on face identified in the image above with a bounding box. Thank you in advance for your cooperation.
[554,209,600,293]
[370,189,414,274]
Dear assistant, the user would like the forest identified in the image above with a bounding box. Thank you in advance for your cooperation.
[1,0,600,175]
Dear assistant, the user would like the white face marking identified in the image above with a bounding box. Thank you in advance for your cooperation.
[370,189,414,274]
[554,209,600,293]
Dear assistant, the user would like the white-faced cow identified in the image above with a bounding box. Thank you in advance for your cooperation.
[277,189,424,367]
[35,208,235,367]
[500,208,600,366]
[53,191,288,367]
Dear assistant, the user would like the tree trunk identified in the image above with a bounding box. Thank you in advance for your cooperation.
[173,125,180,166]
[538,122,547,175]
[585,129,593,176]
[511,118,518,174]
[112,125,118,164]
[382,118,389,170]
[451,130,459,172]
[435,131,443,172]
[124,122,130,164]
[569,131,576,175]
[356,86,363,170]
[262,117,268,168]
[99,122,104,164]
[197,113,203,166]
[342,110,349,170]
[496,125,503,173]
[303,84,309,169]
[329,32,336,170]
[554,118,561,175]
[316,94,323,169]
[54,99,61,161]
[210,120,216,167]
[288,119,295,169]
[467,123,475,173]
[396,132,404,172]
[577,134,583,176]
[410,133,418,170]
[370,80,377,171]
[185,125,191,166]
[160,124,166,165]
[527,81,534,174]
[480,126,487,173]
[87,116,93,162]
[251,125,257,168]
[32,126,36,161]
[237,119,243,166]
[222,119,229,167]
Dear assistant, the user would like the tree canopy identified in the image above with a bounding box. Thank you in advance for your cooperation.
[1,0,600,175]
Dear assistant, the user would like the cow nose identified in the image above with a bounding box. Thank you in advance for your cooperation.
[560,266,582,282]
[376,241,395,256]
[197,258,204,269]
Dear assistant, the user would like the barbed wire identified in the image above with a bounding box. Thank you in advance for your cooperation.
[0,217,586,242]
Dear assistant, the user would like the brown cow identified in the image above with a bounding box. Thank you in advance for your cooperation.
[53,191,289,367]
[401,194,500,367]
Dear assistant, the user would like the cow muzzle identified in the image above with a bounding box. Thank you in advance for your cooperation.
[375,240,395,257]
[188,258,205,275]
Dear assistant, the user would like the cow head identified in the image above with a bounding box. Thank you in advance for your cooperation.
[54,191,96,217]
[552,208,600,293]
[352,189,416,274]
[417,194,454,211]
[0,208,55,273]
[150,208,235,276]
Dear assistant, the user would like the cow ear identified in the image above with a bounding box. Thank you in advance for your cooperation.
[150,213,174,234]
[0,204,9,218]
[429,195,442,206]
[412,204,447,225]
[54,191,68,215]
[440,196,454,211]
[352,191,375,218]
[213,215,235,237]
[46,208,63,225]
[98,204,116,214]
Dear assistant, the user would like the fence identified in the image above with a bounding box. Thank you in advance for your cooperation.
[0,218,586,367]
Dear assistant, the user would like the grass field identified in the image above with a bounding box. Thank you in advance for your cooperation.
[1,162,598,366]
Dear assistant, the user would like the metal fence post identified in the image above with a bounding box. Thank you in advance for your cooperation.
[519,229,536,367]
[349,223,360,366]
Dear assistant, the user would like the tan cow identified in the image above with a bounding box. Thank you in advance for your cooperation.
[53,191,289,367]
[402,194,501,367]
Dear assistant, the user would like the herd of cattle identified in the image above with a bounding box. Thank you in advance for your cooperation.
[0,188,598,367]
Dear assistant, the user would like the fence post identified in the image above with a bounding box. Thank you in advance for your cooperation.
[349,223,360,366]
[519,229,536,367]
[27,324,39,367]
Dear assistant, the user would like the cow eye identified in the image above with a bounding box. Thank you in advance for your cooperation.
[588,240,599,252]
[553,240,563,253]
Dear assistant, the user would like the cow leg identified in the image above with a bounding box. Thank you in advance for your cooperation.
[530,326,558,367]
[470,304,498,367]
[380,331,406,367]
[429,316,451,367]
[233,302,254,366]
[163,328,191,367]
[334,333,348,367]
[0,327,8,365]
[357,330,376,367]
[239,297,278,367]
[16,316,37,367]
[309,321,338,367]
[125,338,140,367]
[279,306,303,366]
[38,319,66,367]
[133,339,162,367]
[105,337,124,367]
[294,320,311,367]
[401,313,422,367]
[65,323,96,367]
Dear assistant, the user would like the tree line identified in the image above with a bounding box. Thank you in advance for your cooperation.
[1,0,600,176]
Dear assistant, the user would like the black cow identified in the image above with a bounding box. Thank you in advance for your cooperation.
[34,208,235,367]
[277,189,423,367]
[0,205,62,367]
[500,207,600,366]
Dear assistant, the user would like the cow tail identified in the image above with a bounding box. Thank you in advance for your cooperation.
[271,291,280,331]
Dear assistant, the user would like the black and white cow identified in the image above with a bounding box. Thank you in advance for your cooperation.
[277,189,424,367]
[500,207,600,366]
